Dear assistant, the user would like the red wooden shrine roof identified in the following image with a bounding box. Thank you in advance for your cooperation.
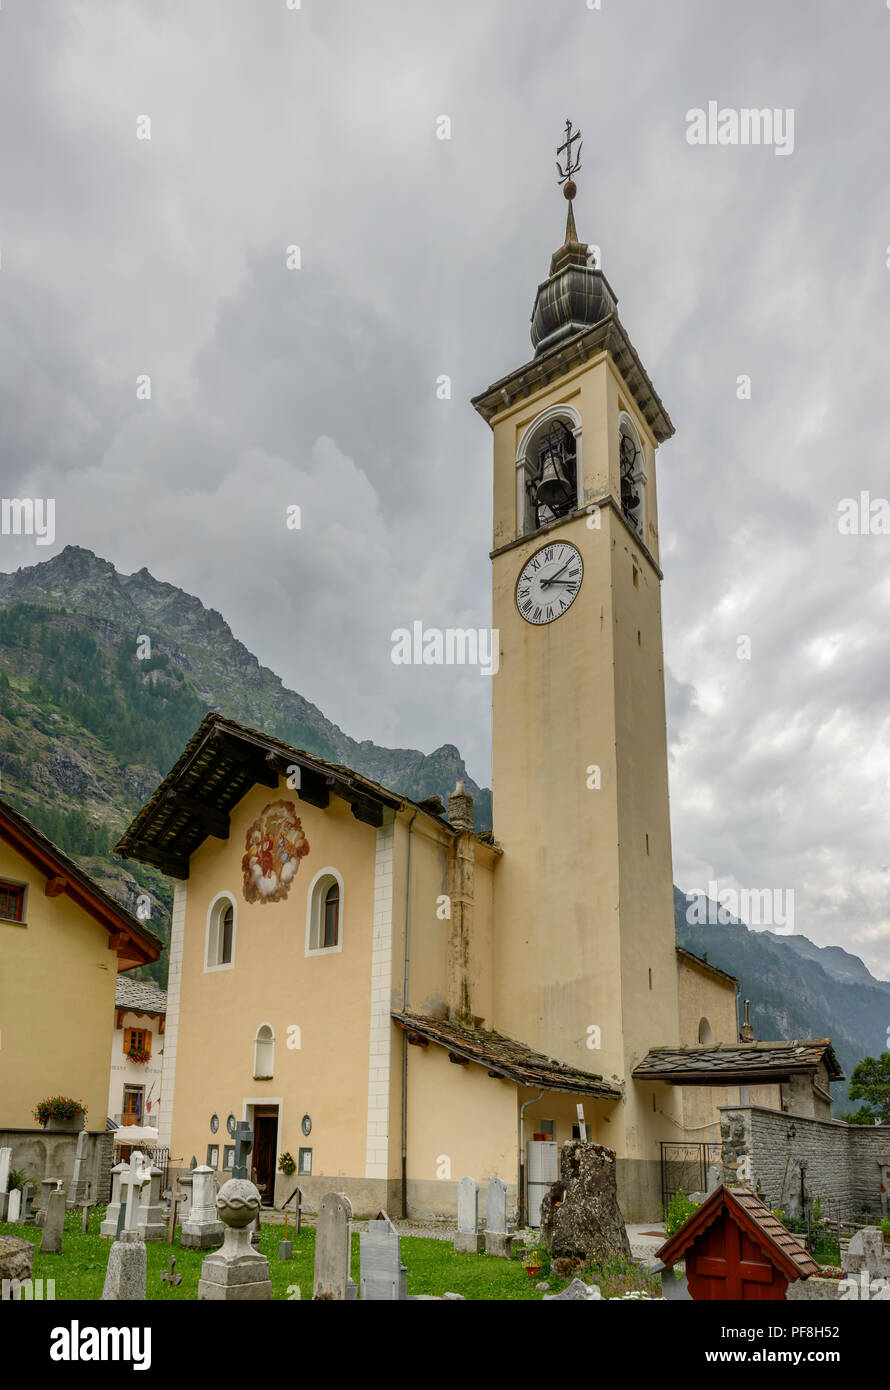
[656,1185,821,1282]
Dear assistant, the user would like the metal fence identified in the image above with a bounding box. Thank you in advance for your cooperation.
[109,1143,171,1199]
[660,1141,722,1214]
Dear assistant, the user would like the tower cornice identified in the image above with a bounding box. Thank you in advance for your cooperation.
[471,312,675,443]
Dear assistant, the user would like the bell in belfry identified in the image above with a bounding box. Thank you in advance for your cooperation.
[535,423,576,511]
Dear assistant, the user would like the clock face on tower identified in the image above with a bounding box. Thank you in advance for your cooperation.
[515,540,583,625]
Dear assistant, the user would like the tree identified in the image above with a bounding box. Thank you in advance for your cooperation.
[842,1053,890,1124]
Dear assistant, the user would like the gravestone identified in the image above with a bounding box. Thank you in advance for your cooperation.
[0,1148,11,1221]
[198,1179,272,1300]
[68,1131,89,1207]
[7,1188,21,1223]
[20,1182,35,1225]
[540,1141,631,1264]
[136,1166,166,1242]
[454,1177,483,1254]
[178,1158,198,1220]
[181,1165,224,1250]
[40,1190,66,1254]
[100,1162,129,1238]
[313,1192,357,1300]
[484,1176,514,1258]
[845,1227,890,1281]
[360,1211,407,1300]
[101,1176,147,1303]
[34,1178,58,1228]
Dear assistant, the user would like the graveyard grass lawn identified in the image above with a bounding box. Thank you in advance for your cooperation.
[1,1209,552,1301]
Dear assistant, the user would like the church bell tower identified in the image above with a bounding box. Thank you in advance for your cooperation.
[471,123,682,1190]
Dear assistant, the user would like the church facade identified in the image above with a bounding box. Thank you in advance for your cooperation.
[117,163,824,1221]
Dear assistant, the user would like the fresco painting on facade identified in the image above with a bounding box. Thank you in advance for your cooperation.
[241,800,310,904]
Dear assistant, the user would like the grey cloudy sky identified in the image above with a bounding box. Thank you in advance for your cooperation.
[2,1,890,977]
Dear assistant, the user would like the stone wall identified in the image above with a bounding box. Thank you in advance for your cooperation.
[0,1128,114,1203]
[719,1105,890,1214]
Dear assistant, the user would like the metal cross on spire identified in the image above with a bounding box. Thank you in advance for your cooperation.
[556,118,582,191]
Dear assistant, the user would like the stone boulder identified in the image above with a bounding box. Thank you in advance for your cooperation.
[540,1141,631,1264]
[543,1277,604,1301]
[0,1234,35,1284]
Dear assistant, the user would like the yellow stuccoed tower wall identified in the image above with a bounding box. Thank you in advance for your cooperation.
[474,203,685,1217]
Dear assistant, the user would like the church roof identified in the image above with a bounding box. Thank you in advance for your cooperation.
[633,1039,844,1086]
[675,945,739,988]
[116,713,490,879]
[392,1010,623,1099]
[655,1185,821,1282]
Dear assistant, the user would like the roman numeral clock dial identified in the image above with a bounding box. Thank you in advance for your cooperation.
[515,541,583,625]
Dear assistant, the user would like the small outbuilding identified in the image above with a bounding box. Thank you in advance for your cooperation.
[655,1185,820,1300]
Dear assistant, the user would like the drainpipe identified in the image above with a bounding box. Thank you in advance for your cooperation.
[400,810,418,1220]
[518,1089,545,1229]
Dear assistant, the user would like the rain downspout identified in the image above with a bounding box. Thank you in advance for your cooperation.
[519,1089,544,1228]
[400,809,418,1219]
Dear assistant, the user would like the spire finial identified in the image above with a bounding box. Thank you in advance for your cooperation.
[556,117,582,242]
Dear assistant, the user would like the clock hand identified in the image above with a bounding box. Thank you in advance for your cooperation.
[541,560,572,589]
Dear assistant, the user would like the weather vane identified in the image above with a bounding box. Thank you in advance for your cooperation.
[556,118,582,200]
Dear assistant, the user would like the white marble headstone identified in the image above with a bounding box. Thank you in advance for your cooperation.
[486,1176,507,1234]
[457,1176,479,1234]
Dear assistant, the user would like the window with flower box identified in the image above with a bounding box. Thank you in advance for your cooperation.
[123,1027,152,1061]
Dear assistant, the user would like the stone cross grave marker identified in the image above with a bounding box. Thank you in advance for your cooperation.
[359,1210,407,1300]
[120,1165,149,1242]
[39,1189,66,1255]
[0,1147,11,1221]
[454,1177,483,1254]
[484,1177,513,1258]
[232,1123,253,1180]
[313,1192,357,1300]
[7,1188,22,1223]
[160,1256,182,1289]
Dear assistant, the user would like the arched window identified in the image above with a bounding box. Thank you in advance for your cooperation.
[323,881,340,948]
[516,405,583,537]
[698,1017,714,1045]
[618,412,646,540]
[206,894,236,970]
[305,868,345,955]
[253,1024,274,1079]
